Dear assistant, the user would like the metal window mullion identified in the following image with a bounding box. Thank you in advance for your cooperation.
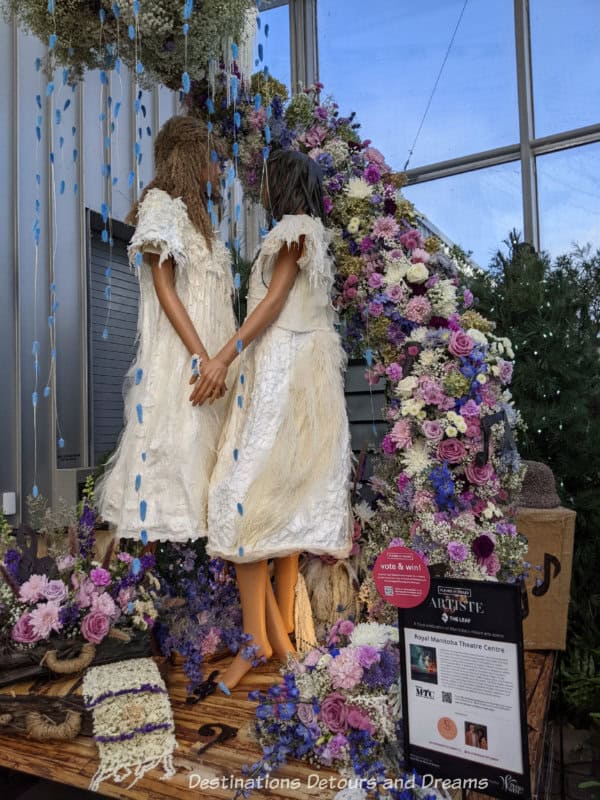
[289,0,319,94]
[405,143,522,185]
[12,22,22,520]
[514,0,539,250]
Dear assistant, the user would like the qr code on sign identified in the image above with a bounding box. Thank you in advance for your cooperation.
[384,586,393,597]
[442,692,452,704]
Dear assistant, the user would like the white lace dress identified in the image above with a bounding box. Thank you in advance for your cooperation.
[207,214,353,563]
[96,188,238,542]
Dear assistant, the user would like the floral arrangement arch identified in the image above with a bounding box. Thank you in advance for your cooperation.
[191,78,528,594]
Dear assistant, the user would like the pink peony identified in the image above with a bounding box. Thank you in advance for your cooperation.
[319,693,348,733]
[328,649,364,690]
[386,362,403,382]
[29,601,63,639]
[18,574,49,604]
[448,330,475,357]
[438,439,467,464]
[43,579,68,603]
[368,301,384,317]
[465,462,496,485]
[390,419,413,449]
[422,420,444,441]
[405,296,432,324]
[81,610,110,644]
[12,612,42,644]
[90,568,111,587]
[372,216,399,240]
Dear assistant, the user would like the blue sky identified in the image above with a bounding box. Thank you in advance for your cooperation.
[262,0,600,266]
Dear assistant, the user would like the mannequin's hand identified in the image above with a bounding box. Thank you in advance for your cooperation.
[189,357,229,406]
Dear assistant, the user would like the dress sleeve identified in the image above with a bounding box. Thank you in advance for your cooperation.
[258,215,334,290]
[128,188,188,269]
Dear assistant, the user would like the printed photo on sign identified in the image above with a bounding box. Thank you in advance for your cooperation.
[410,644,438,685]
[465,722,488,751]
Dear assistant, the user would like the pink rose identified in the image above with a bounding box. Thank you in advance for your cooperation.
[297,703,318,726]
[345,274,358,288]
[57,554,76,571]
[399,229,423,251]
[319,693,348,733]
[448,330,475,357]
[43,579,68,603]
[81,610,110,644]
[90,568,111,587]
[365,146,390,171]
[76,577,97,609]
[368,301,384,317]
[465,417,482,438]
[12,612,42,644]
[481,553,501,576]
[344,287,357,300]
[437,439,467,464]
[465,462,496,485]
[461,399,481,417]
[368,272,384,289]
[422,420,444,441]
[388,284,404,302]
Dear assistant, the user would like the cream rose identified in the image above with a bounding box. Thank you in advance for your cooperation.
[396,375,419,398]
[406,262,429,283]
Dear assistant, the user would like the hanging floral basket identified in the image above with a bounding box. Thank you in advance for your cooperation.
[2,0,256,89]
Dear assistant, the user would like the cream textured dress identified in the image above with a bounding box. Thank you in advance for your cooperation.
[96,188,237,542]
[207,214,353,563]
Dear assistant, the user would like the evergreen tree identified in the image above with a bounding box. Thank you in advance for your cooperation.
[470,233,600,719]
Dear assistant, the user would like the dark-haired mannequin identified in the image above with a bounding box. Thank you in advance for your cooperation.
[192,151,353,694]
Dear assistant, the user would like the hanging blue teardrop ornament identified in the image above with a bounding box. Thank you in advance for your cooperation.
[58,438,65,449]
[258,43,263,62]
[254,93,262,110]
[206,98,215,114]
[233,448,239,461]
[102,327,108,340]
[238,547,245,557]
[236,338,243,353]
[233,273,241,290]
[49,34,57,51]
[234,111,241,129]
[43,386,50,398]
[139,499,147,521]
[237,503,244,516]
[237,395,243,408]
[140,529,148,545]
[136,403,143,424]
[32,391,38,407]
[231,42,239,60]
[32,485,39,499]
[365,348,373,366]
[135,474,141,492]
[240,373,245,386]
[135,367,143,385]
[181,72,191,94]
[132,557,141,576]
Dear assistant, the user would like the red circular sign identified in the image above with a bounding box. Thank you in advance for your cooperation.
[373,546,430,608]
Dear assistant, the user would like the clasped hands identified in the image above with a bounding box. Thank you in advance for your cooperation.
[189,356,229,406]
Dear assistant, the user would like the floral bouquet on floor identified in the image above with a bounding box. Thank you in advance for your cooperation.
[241,619,438,800]
[0,484,159,685]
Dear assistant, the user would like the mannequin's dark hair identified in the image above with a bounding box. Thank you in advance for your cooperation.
[264,149,326,223]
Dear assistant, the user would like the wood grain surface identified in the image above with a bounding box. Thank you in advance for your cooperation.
[0,650,555,800]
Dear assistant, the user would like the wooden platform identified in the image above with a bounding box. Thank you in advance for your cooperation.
[0,651,556,800]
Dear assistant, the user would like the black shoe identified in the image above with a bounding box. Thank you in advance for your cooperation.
[186,670,219,704]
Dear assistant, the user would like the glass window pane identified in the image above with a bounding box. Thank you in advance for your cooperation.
[531,0,600,136]
[318,0,519,168]
[259,3,291,92]
[403,162,523,268]
[538,143,600,258]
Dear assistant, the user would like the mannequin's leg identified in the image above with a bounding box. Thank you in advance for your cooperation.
[217,560,273,690]
[273,552,300,633]
[266,575,296,661]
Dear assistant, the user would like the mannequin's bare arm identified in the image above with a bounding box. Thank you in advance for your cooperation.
[189,240,302,406]
[148,253,213,380]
